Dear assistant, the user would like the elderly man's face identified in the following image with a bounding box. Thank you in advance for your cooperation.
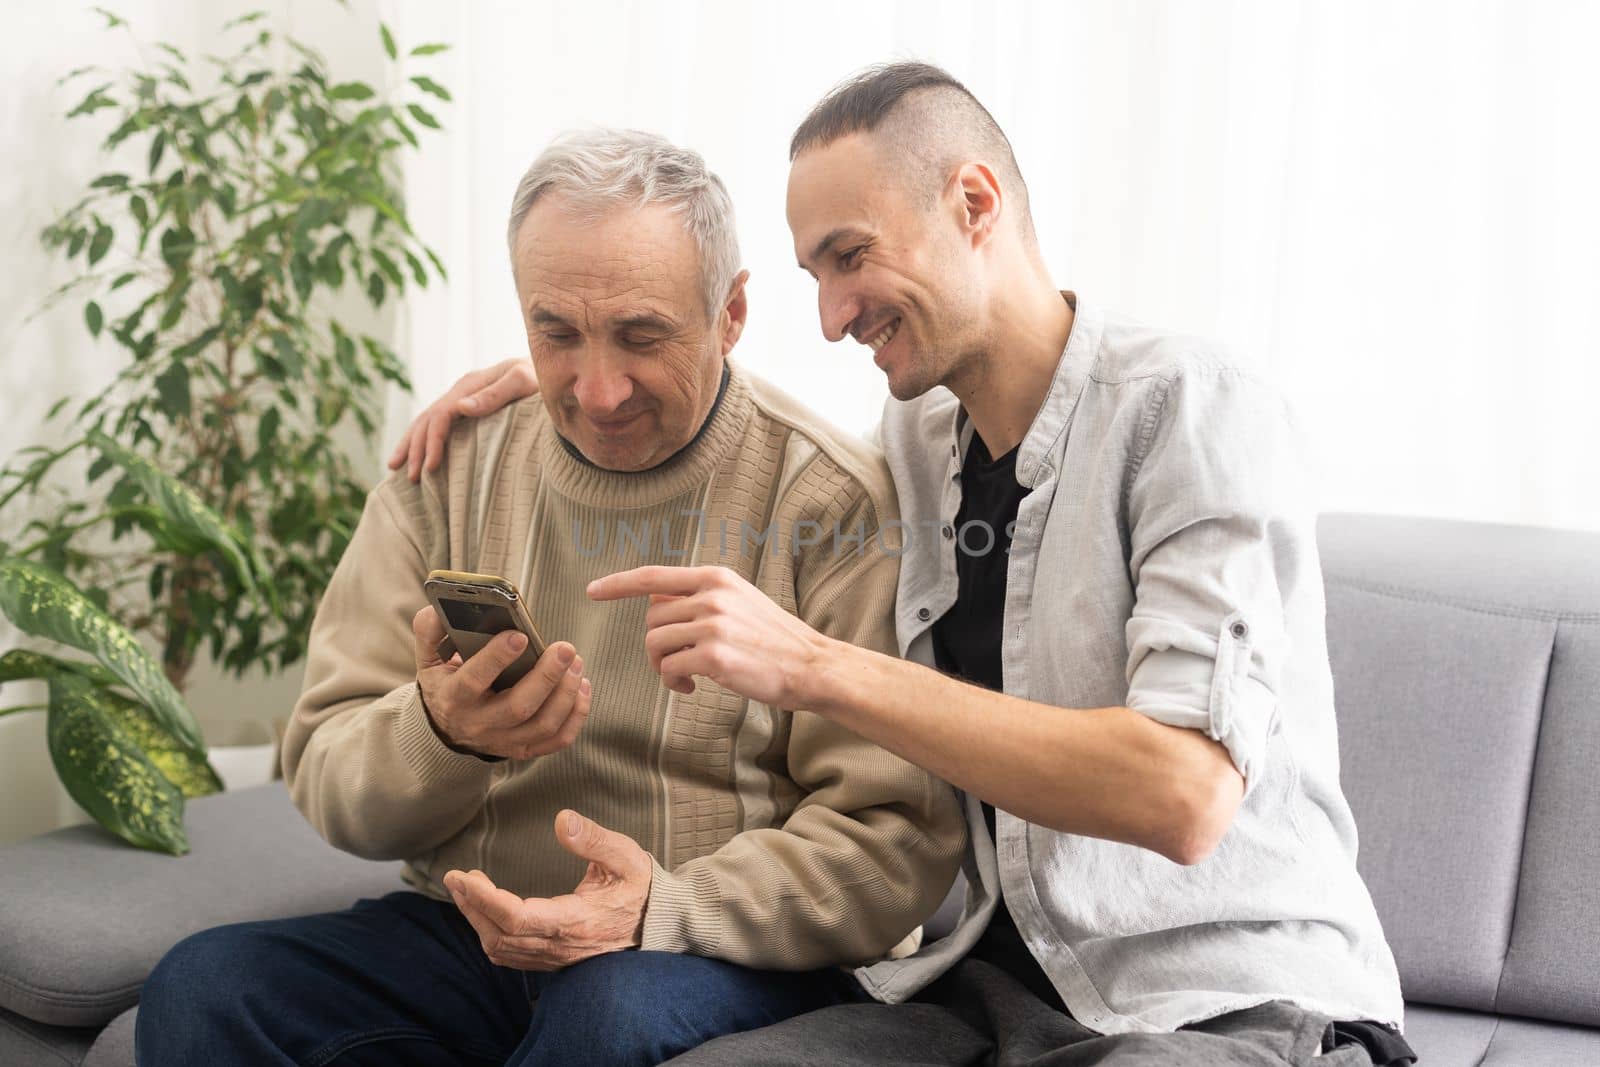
[513,197,742,471]
[786,133,983,402]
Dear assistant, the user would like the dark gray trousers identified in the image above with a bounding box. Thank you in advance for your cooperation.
[666,957,1375,1066]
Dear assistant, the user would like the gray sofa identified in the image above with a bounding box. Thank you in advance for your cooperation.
[1,512,1595,1065]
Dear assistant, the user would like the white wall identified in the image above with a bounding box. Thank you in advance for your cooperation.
[397,0,1600,534]
[0,0,401,843]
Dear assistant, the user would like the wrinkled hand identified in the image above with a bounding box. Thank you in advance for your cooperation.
[388,358,542,481]
[587,565,830,708]
[444,811,652,970]
[412,606,591,760]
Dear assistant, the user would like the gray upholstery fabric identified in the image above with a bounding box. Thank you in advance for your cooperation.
[1408,1003,1600,1067]
[1399,1004,1499,1067]
[1315,513,1600,617]
[1498,621,1600,1025]
[0,782,402,1028]
[1477,1013,1600,1065]
[80,1007,135,1067]
[1323,580,1553,1009]
[0,1006,93,1067]
[1320,513,1600,1026]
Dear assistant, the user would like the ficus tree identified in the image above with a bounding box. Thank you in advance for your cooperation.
[0,7,450,854]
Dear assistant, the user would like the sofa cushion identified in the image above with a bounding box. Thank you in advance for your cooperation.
[81,1007,135,1067]
[1497,620,1600,1025]
[1406,1003,1600,1067]
[1323,578,1552,1009]
[0,782,403,1028]
[1320,513,1600,1025]
[0,1006,94,1067]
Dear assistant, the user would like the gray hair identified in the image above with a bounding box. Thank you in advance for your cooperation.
[506,128,742,317]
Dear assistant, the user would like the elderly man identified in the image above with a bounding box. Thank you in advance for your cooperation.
[397,66,1414,1066]
[132,129,965,1067]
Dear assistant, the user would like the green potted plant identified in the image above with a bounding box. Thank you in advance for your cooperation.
[0,7,450,855]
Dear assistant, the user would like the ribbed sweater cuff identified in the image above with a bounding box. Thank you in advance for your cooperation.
[641,858,723,955]
[393,684,497,788]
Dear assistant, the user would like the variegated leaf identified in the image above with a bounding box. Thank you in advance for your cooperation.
[0,557,204,752]
[47,673,190,855]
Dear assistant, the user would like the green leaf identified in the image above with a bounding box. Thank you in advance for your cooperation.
[85,301,104,338]
[409,75,451,102]
[380,23,397,60]
[87,224,113,266]
[402,249,428,286]
[47,673,191,855]
[90,173,129,189]
[0,558,203,752]
[154,362,190,418]
[409,43,451,56]
[67,84,117,118]
[95,683,223,798]
[85,431,257,597]
[328,81,375,101]
[270,332,304,379]
[256,406,280,453]
[90,6,126,29]
[406,103,440,130]
[0,648,121,688]
[148,130,167,174]
[158,226,194,271]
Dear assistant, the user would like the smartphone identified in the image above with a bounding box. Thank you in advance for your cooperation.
[423,570,548,691]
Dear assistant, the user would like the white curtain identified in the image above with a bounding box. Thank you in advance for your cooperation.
[392,0,1600,533]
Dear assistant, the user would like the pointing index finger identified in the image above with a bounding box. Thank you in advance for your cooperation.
[587,566,716,602]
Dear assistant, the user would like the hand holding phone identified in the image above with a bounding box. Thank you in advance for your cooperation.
[412,570,591,761]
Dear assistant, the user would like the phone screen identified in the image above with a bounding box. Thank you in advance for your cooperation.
[439,598,517,635]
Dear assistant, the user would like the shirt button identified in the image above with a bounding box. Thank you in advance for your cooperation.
[941,524,954,540]
[1230,620,1249,639]
[917,607,931,621]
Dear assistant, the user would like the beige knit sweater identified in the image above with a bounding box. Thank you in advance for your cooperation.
[281,365,966,971]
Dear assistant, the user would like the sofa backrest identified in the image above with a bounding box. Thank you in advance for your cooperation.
[1320,512,1600,1027]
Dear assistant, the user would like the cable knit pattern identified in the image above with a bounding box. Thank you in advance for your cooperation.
[281,364,966,972]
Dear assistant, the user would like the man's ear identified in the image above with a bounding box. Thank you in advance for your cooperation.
[720,269,751,355]
[950,162,1003,249]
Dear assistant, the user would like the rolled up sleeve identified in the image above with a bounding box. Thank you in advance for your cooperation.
[1122,365,1314,797]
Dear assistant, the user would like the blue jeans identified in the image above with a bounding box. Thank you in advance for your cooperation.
[134,891,865,1066]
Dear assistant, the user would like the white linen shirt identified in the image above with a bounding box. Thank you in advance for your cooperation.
[850,293,1404,1035]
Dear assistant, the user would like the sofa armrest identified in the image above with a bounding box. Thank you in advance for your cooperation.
[0,782,403,1028]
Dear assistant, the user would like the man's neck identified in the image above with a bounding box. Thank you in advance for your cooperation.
[946,283,1075,458]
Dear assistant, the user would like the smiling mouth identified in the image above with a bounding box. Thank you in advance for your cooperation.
[588,411,646,433]
[865,318,901,353]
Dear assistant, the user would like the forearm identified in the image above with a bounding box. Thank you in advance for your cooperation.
[641,707,966,969]
[642,803,963,970]
[806,637,1241,863]
[285,682,493,860]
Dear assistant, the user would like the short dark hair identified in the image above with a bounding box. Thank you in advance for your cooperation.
[789,61,987,160]
[789,61,1033,237]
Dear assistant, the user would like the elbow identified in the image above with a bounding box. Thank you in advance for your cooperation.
[1157,764,1245,866]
